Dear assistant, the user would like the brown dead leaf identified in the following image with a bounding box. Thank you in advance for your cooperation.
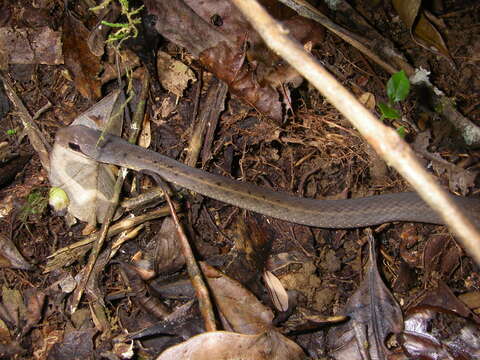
[410,281,480,323]
[154,218,185,275]
[62,12,102,101]
[358,92,376,111]
[21,289,46,336]
[401,306,480,359]
[412,130,476,195]
[423,235,461,281]
[49,90,123,225]
[327,229,403,359]
[200,262,274,334]
[47,328,96,360]
[0,233,32,270]
[0,27,63,69]
[393,0,453,65]
[157,330,307,360]
[157,51,196,98]
[263,270,289,312]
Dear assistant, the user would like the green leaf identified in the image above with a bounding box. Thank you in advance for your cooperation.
[378,103,401,119]
[396,126,406,138]
[387,70,410,103]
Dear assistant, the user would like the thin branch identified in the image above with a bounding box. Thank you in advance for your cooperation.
[157,179,217,332]
[231,0,480,264]
[69,72,150,313]
[1,74,51,171]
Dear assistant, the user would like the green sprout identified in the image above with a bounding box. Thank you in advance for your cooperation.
[19,188,49,222]
[92,0,144,48]
[90,0,140,135]
[377,70,410,137]
[6,129,16,135]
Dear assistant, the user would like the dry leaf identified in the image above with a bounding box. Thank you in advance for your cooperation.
[62,12,102,100]
[263,270,289,312]
[0,27,63,69]
[49,91,124,225]
[358,92,376,111]
[327,229,403,359]
[393,0,453,65]
[153,218,185,275]
[157,330,307,360]
[157,51,196,98]
[0,233,32,270]
[200,262,274,334]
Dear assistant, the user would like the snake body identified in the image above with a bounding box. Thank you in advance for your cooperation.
[56,125,480,228]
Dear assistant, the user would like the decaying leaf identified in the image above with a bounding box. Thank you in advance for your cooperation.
[0,27,63,69]
[145,0,324,122]
[263,270,289,312]
[47,328,96,360]
[157,330,307,360]
[392,0,453,65]
[358,92,376,111]
[401,306,480,359]
[200,262,274,334]
[49,90,124,225]
[0,233,32,270]
[154,217,186,275]
[157,51,196,98]
[21,289,46,336]
[412,130,477,195]
[1,286,24,328]
[327,229,403,359]
[62,12,102,101]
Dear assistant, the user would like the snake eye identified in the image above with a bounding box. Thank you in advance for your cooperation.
[68,142,81,152]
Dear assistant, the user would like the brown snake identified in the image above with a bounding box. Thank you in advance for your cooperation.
[56,125,480,229]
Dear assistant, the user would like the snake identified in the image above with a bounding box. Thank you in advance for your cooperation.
[55,125,480,229]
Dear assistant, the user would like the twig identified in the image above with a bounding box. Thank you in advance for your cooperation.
[0,74,51,171]
[69,72,150,313]
[231,0,480,264]
[156,178,217,331]
[276,0,405,75]
[185,78,228,167]
[44,203,179,273]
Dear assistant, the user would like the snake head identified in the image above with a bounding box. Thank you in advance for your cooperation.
[55,125,112,161]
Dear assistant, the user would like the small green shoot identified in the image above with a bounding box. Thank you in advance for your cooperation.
[93,0,144,48]
[6,129,16,135]
[378,70,410,121]
[19,188,48,222]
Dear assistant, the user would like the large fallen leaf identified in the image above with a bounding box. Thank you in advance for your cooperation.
[327,229,403,359]
[49,90,123,225]
[62,11,102,101]
[393,0,453,64]
[200,262,274,334]
[401,306,480,359]
[0,233,32,270]
[145,0,324,122]
[0,27,63,69]
[412,130,476,195]
[47,328,96,360]
[157,51,196,98]
[156,330,307,360]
